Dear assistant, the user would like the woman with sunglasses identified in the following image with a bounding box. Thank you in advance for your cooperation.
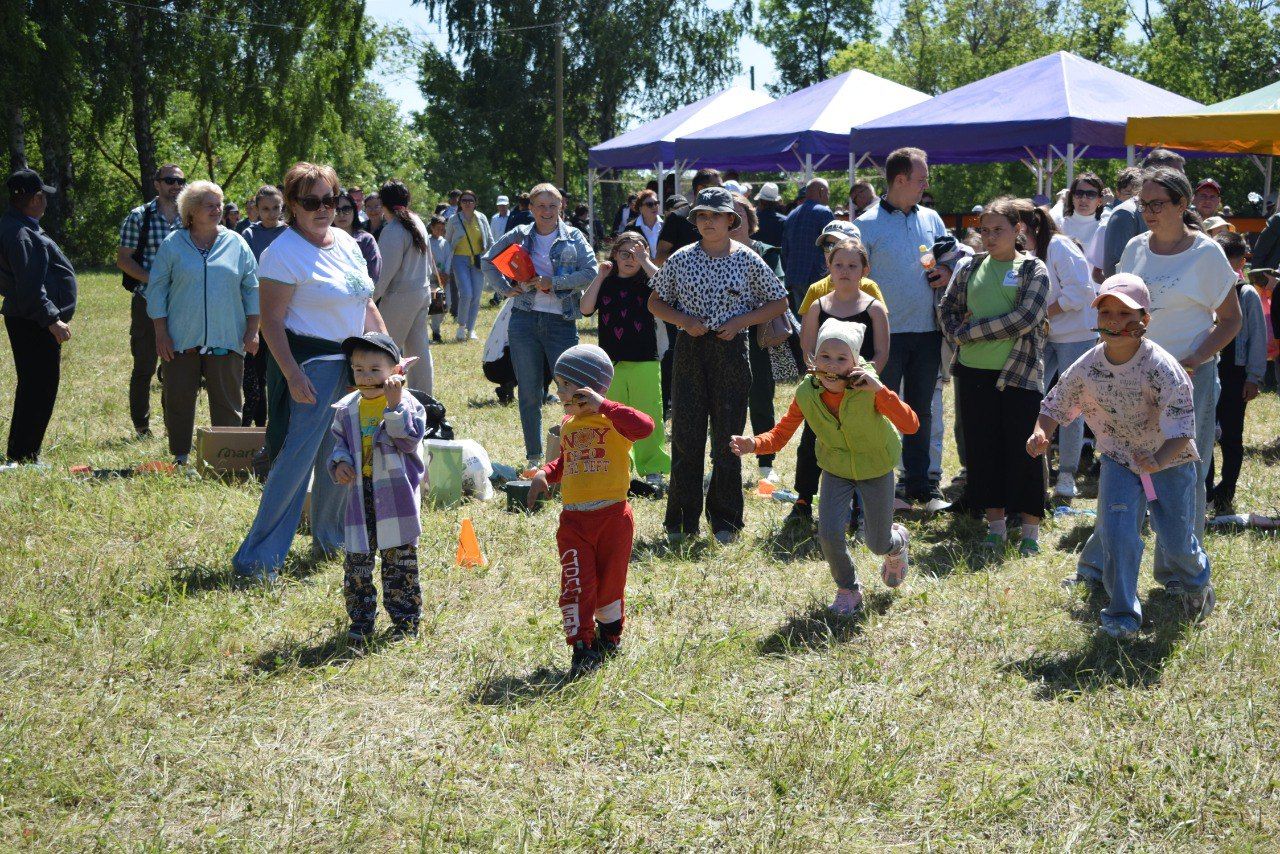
[579,231,670,485]
[1069,168,1241,609]
[232,162,387,583]
[334,189,381,282]
[1058,173,1105,250]
[444,189,494,341]
[628,189,663,258]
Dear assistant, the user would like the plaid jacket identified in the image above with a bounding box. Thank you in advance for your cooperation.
[780,200,834,293]
[937,252,1050,392]
[118,199,181,274]
[328,391,427,553]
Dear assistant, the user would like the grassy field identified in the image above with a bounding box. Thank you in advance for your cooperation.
[1,271,1279,850]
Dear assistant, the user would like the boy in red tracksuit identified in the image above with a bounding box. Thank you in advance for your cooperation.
[528,344,654,678]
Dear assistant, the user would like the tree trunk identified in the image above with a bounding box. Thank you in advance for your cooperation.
[125,7,157,203]
[6,97,25,173]
[38,128,72,247]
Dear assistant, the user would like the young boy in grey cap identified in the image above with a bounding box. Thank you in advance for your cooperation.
[527,344,654,677]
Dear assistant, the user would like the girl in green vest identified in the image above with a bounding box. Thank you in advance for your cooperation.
[731,319,919,616]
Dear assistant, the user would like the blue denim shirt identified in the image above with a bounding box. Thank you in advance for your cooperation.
[481,220,598,320]
[780,200,833,293]
[145,227,259,354]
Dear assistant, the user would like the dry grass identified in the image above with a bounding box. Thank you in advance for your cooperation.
[0,273,1279,849]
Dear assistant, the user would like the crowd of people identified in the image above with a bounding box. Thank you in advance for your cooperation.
[1,142,1274,673]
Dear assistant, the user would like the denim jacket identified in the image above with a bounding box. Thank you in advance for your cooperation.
[481,220,599,320]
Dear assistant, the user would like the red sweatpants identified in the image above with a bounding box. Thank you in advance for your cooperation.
[557,501,634,646]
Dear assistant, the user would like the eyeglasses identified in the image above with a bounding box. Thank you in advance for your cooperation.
[1135,199,1172,214]
[297,194,339,212]
[615,249,638,260]
[201,202,223,212]
[460,197,477,204]
[160,176,186,187]
[336,205,354,214]
[1072,189,1100,199]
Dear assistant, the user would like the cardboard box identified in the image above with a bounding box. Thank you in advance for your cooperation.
[196,427,265,474]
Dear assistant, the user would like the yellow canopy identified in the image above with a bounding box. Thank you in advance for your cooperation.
[1126,111,1280,156]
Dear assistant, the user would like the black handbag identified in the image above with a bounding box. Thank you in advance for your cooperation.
[121,201,154,292]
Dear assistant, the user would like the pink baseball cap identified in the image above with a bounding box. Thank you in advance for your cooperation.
[1092,273,1151,311]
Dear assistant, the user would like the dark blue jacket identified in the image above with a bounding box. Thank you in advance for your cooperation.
[0,208,77,325]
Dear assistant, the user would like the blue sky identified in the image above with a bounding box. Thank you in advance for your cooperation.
[365,0,778,120]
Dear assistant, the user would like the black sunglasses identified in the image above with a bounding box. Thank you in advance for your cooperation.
[336,205,354,214]
[460,197,477,203]
[297,194,339,212]
[642,200,659,208]
[160,176,186,186]
[1072,189,1100,199]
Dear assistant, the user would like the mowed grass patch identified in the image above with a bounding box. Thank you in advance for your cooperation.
[0,272,1278,848]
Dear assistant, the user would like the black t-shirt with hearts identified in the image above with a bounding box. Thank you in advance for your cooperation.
[591,271,658,363]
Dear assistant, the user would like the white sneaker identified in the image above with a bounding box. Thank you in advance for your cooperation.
[1054,471,1078,499]
[469,330,479,340]
[758,466,781,485]
[455,327,468,342]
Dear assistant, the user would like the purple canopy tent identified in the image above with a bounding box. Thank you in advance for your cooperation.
[849,52,1204,194]
[585,87,773,226]
[673,69,930,183]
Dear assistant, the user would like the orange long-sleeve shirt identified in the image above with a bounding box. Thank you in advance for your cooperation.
[751,387,919,456]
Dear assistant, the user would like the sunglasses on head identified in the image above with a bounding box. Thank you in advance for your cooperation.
[297,194,339,212]
[160,176,186,186]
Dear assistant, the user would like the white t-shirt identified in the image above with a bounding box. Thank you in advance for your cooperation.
[530,230,560,314]
[1044,234,1097,343]
[1060,212,1101,250]
[1118,231,1237,361]
[258,227,374,351]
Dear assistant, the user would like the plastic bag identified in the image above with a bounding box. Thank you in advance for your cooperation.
[457,439,495,501]
[425,440,466,507]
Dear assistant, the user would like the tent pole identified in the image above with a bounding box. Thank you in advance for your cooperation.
[1126,145,1135,167]
[656,162,665,213]
[804,153,813,184]
[849,152,855,194]
[1267,157,1274,213]
[1066,143,1075,187]
[587,169,596,242]
[674,162,682,199]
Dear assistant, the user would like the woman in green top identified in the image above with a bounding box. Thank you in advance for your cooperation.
[938,197,1050,555]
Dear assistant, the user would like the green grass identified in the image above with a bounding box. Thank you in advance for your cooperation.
[1,271,1279,849]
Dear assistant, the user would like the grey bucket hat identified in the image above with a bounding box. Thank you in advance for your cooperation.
[689,187,742,231]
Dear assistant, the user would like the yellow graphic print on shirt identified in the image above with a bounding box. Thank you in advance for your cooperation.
[359,395,385,477]
[558,412,634,505]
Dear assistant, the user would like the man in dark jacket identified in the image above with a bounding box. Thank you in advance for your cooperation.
[0,169,77,462]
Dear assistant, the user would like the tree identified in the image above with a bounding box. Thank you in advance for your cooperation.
[412,0,748,200]
[754,0,875,93]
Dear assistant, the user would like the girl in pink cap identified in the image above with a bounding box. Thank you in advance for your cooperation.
[1028,274,1213,638]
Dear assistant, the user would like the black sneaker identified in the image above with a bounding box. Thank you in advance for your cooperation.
[431,330,443,344]
[593,636,620,658]
[785,501,814,528]
[387,621,418,641]
[569,640,603,679]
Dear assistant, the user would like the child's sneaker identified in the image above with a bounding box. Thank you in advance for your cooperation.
[981,532,1006,551]
[1019,538,1040,556]
[880,523,910,588]
[829,587,864,617]
[387,621,418,641]
[1053,471,1078,499]
[1182,584,1216,624]
[785,501,813,528]
[758,466,781,486]
[568,640,604,679]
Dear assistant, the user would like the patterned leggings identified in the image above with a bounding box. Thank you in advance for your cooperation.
[344,480,422,636]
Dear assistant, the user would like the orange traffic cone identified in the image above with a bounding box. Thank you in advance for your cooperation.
[456,518,486,567]
[754,479,776,497]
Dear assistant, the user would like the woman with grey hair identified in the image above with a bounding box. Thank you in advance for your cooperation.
[145,179,260,465]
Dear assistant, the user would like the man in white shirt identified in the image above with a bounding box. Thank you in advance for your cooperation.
[491,195,511,237]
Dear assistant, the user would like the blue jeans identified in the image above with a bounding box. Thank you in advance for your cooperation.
[509,308,578,461]
[232,358,347,579]
[451,256,484,332]
[881,331,942,494]
[1078,357,1218,585]
[1095,456,1211,633]
[1042,338,1097,475]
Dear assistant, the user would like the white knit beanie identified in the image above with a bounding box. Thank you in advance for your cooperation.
[815,319,866,362]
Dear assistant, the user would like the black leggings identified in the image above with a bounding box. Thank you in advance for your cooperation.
[954,364,1045,519]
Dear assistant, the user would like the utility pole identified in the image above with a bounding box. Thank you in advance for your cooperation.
[554,20,565,188]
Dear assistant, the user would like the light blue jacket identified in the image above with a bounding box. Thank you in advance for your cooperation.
[1231,281,1268,386]
[145,227,259,354]
[481,220,598,320]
